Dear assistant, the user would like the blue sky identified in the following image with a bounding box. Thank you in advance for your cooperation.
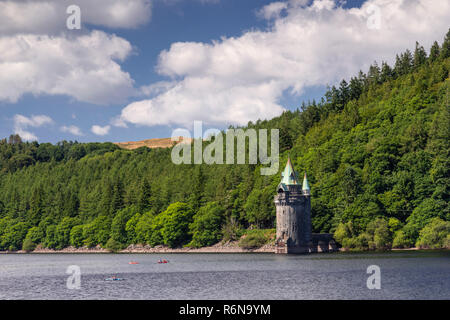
[0,0,448,143]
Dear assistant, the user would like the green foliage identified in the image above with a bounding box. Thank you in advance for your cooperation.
[221,217,244,242]
[337,218,392,251]
[105,238,124,252]
[369,218,392,250]
[159,202,194,248]
[125,213,141,244]
[83,216,111,248]
[55,217,79,250]
[70,225,84,248]
[392,230,414,249]
[135,212,154,244]
[22,237,36,252]
[25,226,44,245]
[44,225,58,249]
[403,198,448,240]
[416,218,450,249]
[188,202,225,248]
[110,206,137,245]
[238,229,274,249]
[244,186,275,228]
[333,222,354,245]
[22,226,42,251]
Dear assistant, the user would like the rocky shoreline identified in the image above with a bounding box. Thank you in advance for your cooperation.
[0,243,436,254]
[0,242,277,254]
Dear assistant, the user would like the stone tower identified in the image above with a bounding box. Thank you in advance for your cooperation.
[274,157,312,254]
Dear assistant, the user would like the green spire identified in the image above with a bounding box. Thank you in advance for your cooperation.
[302,172,310,195]
[280,157,300,185]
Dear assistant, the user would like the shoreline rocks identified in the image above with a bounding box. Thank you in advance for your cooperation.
[0,241,277,254]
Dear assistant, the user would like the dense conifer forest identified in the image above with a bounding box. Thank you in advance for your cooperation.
[0,31,449,252]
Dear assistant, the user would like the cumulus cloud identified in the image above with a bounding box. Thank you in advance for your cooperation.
[61,125,83,136]
[0,0,152,35]
[0,30,134,104]
[13,114,53,141]
[0,0,149,105]
[120,0,450,128]
[91,125,111,136]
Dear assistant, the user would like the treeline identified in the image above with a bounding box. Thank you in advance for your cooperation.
[0,31,449,252]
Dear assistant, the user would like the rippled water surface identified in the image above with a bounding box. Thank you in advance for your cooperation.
[0,251,448,299]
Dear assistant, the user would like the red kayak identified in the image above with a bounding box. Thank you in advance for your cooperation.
[158,259,169,264]
[129,261,139,264]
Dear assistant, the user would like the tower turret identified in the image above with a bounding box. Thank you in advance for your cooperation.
[302,172,310,196]
[274,157,312,254]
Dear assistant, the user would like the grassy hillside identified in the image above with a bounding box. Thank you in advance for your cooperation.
[0,31,449,252]
[115,137,193,150]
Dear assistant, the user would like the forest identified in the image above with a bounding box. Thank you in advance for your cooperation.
[0,30,449,252]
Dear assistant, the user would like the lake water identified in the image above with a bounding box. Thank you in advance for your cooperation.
[0,251,448,300]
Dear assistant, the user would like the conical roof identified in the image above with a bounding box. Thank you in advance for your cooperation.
[302,172,310,191]
[280,157,300,185]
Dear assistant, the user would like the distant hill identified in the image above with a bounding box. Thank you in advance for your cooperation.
[115,137,193,150]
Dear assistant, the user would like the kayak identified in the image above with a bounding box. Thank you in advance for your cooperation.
[158,260,169,264]
[105,278,124,281]
[129,261,139,264]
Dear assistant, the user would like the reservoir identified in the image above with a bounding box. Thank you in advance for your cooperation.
[0,251,448,300]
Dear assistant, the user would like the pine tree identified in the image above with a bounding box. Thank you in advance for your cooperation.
[429,41,440,62]
[380,61,393,83]
[413,41,427,69]
[440,28,450,59]
[138,179,153,213]
[112,178,125,214]
[188,166,205,213]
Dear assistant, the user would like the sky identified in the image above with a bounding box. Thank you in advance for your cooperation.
[0,0,449,143]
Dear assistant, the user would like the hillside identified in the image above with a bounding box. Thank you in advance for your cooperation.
[115,137,193,150]
[0,31,449,252]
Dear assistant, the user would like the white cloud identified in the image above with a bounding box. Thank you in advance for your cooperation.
[61,125,83,136]
[0,0,152,35]
[13,114,53,141]
[91,125,111,136]
[257,1,288,20]
[110,116,128,128]
[0,30,134,104]
[120,0,450,128]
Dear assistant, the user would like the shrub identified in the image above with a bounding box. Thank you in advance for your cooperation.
[238,229,274,249]
[221,217,244,242]
[22,237,36,252]
[392,230,414,248]
[105,238,123,252]
[334,222,354,245]
[367,218,392,250]
[445,235,450,249]
[70,225,85,248]
[416,218,450,249]
[188,202,225,248]
[135,212,154,244]
[110,206,137,245]
[160,202,194,248]
[125,213,141,244]
[355,233,372,250]
[22,226,43,252]
[55,217,80,249]
[83,216,111,247]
